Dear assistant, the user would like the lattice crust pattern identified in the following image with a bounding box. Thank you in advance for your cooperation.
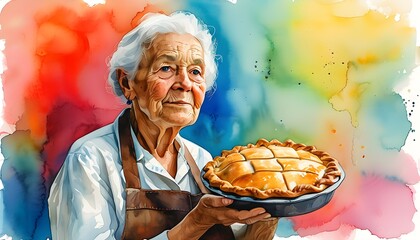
[203,139,342,199]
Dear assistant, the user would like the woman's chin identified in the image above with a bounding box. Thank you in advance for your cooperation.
[157,108,197,126]
[155,114,196,128]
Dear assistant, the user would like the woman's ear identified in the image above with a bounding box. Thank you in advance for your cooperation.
[117,68,135,100]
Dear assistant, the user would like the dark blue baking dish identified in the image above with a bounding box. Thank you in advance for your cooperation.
[201,163,345,217]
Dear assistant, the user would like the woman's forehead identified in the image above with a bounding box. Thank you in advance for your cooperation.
[149,33,203,54]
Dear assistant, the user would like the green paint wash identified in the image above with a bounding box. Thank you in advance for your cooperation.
[215,0,416,183]
[261,0,415,128]
[212,0,415,147]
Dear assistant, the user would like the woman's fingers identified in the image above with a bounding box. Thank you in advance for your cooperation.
[224,207,270,225]
[221,212,271,226]
[240,212,272,225]
[200,194,233,208]
[213,206,270,226]
[195,194,272,226]
[237,207,266,220]
[259,217,278,222]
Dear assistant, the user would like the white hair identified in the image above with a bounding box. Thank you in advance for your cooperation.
[107,11,217,101]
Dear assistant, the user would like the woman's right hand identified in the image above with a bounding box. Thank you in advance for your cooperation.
[167,194,272,240]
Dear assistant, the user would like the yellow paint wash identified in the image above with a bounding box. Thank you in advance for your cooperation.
[269,0,416,127]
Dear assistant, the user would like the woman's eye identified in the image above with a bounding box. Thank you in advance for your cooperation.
[156,66,174,79]
[161,66,171,72]
[191,69,201,75]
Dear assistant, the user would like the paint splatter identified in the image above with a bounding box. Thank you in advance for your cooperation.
[0,0,418,239]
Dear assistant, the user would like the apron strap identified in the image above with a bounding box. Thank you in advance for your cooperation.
[118,108,141,189]
[183,145,210,194]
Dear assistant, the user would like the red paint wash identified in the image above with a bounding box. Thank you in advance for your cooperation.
[0,0,167,178]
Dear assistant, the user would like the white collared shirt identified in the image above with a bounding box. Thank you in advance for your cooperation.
[48,111,220,240]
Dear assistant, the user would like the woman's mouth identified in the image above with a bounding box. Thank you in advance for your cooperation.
[164,100,192,106]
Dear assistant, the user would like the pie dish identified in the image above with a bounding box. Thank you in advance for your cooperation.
[200,167,345,217]
[203,139,342,200]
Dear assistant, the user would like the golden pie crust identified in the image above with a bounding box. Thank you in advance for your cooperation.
[203,139,341,199]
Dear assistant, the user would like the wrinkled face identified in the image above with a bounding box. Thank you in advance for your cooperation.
[132,33,206,128]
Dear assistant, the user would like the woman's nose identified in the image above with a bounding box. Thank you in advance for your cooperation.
[173,68,193,91]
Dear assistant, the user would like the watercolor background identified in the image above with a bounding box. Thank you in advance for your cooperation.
[0,0,419,239]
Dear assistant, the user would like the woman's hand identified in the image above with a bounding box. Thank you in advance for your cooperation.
[191,194,271,226]
[167,194,272,240]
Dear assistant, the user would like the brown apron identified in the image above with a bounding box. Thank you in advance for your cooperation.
[118,109,235,240]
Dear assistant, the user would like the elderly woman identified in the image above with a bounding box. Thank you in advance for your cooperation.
[48,12,278,239]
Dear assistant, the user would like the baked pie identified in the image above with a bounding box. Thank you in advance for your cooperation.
[203,139,342,199]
